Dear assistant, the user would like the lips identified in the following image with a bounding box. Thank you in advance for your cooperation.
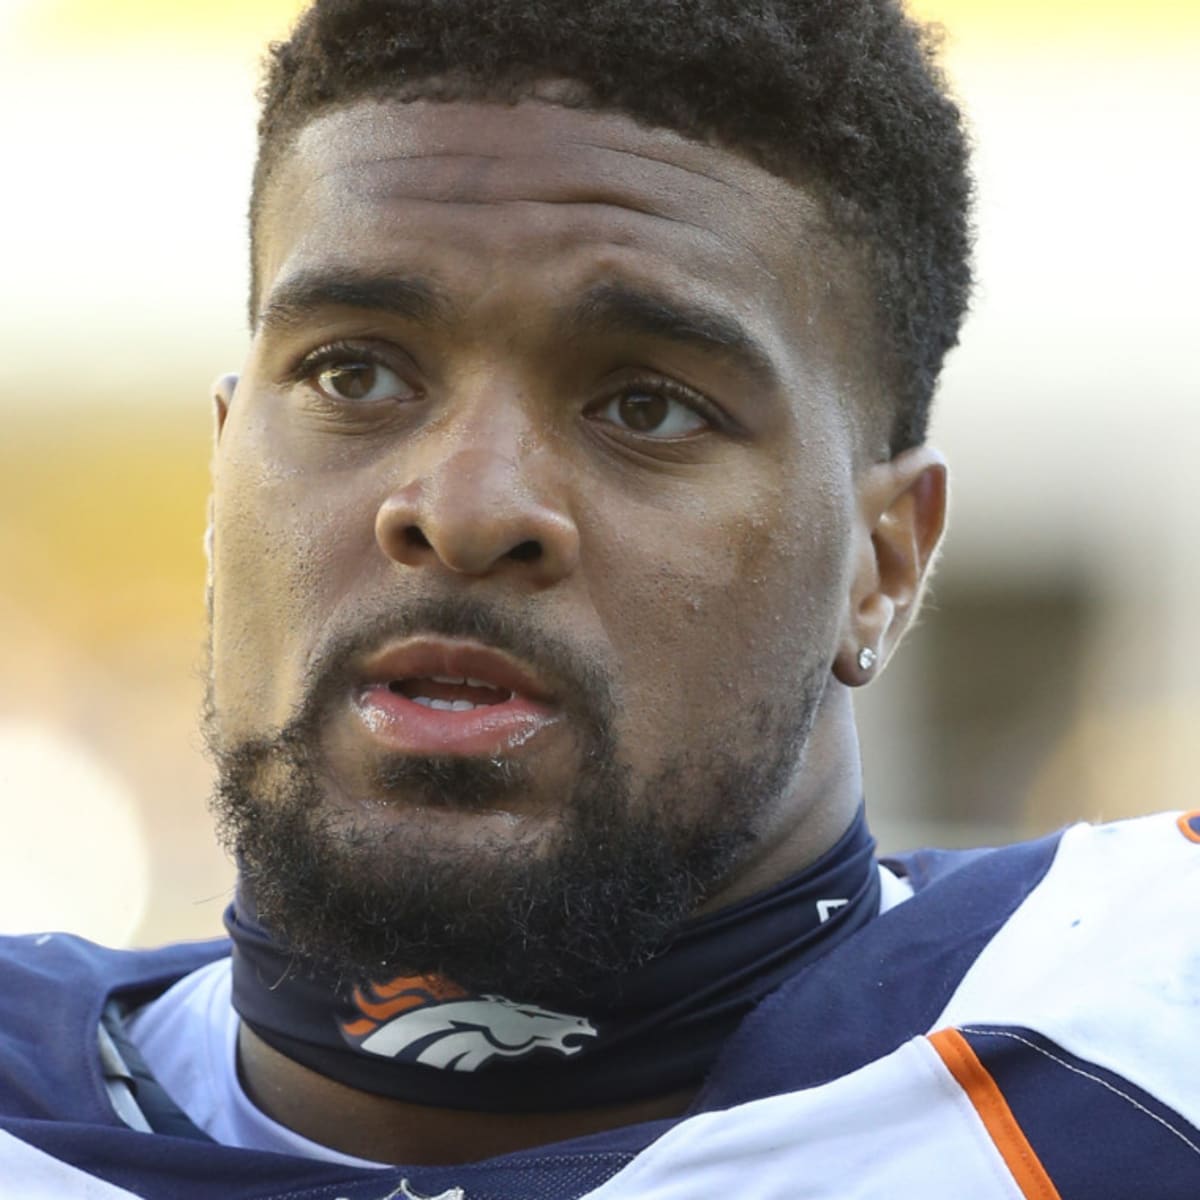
[352,638,560,757]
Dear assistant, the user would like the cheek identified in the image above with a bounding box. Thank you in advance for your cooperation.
[209,430,377,734]
[582,472,852,758]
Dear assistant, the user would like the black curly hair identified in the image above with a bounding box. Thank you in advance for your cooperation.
[252,0,972,451]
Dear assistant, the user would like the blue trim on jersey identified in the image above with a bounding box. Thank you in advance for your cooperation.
[692,834,1062,1111]
[961,1026,1200,1200]
[2,1117,365,1199]
[5,1114,646,1200]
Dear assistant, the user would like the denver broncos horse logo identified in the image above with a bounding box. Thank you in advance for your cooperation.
[341,975,598,1071]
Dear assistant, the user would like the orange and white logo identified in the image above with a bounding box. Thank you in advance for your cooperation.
[341,975,598,1071]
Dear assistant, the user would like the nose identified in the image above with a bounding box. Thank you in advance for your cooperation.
[374,435,580,588]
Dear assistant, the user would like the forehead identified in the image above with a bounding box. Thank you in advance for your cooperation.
[255,98,871,397]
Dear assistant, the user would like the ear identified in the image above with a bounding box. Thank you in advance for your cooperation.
[211,373,238,442]
[206,375,237,594]
[832,445,948,686]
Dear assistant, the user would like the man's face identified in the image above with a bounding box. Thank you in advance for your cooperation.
[208,98,873,993]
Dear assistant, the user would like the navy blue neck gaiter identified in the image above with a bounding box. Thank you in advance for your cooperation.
[228,807,880,1111]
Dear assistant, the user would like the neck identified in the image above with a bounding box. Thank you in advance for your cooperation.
[238,1023,692,1164]
[701,682,865,912]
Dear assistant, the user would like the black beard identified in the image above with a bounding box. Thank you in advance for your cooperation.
[206,598,823,1003]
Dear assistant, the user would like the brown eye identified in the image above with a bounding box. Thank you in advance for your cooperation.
[617,393,669,431]
[313,359,412,404]
[597,388,707,437]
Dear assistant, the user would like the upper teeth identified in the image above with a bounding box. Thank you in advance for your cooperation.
[429,675,498,690]
[412,697,484,711]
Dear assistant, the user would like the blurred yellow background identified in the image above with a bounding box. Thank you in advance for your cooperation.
[1,0,1197,946]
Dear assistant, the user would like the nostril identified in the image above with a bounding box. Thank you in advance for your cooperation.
[508,540,543,563]
[404,526,432,549]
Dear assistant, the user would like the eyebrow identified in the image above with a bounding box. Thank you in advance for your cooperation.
[256,270,449,332]
[256,271,777,386]
[567,282,778,386]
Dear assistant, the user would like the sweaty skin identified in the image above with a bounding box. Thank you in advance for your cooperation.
[210,97,946,1163]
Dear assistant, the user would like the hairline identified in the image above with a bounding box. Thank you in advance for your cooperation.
[250,79,866,313]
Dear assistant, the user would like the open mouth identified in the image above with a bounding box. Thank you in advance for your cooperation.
[352,638,559,756]
[387,676,515,712]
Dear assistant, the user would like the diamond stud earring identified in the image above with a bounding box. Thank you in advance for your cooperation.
[857,647,878,672]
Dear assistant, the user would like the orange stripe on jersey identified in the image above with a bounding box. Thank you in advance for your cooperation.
[928,1028,1062,1200]
[1176,811,1200,844]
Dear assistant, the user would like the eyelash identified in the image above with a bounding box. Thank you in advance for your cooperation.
[283,341,727,433]
[285,341,404,389]
[594,376,723,431]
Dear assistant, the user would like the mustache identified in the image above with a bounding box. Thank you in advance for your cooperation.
[284,594,616,741]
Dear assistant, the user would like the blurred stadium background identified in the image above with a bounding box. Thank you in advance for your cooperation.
[1,0,1197,947]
